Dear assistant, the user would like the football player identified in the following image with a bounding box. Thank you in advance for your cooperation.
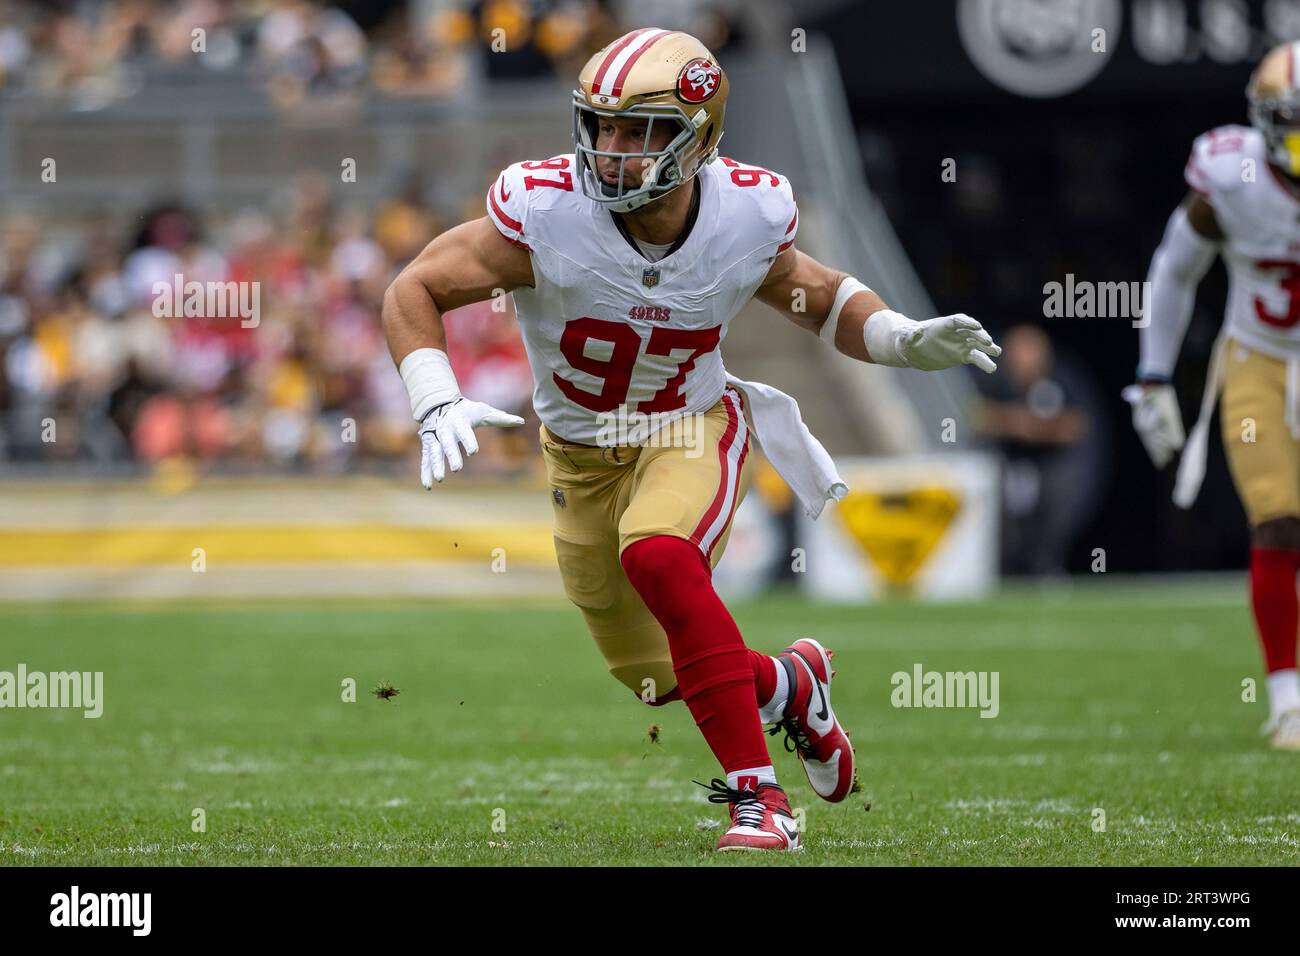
[383,28,1002,849]
[1130,41,1300,750]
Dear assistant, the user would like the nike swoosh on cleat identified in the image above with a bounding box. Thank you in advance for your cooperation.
[778,820,799,843]
[793,649,830,722]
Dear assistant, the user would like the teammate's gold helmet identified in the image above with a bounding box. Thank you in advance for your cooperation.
[1248,41,1300,176]
[573,28,728,213]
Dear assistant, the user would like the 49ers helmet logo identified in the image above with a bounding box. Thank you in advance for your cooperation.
[677,58,720,104]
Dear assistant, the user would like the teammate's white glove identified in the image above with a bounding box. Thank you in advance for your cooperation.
[419,398,525,487]
[398,347,524,488]
[865,310,1001,373]
[1123,382,1184,468]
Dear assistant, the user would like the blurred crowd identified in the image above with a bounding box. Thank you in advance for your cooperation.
[0,0,749,107]
[0,176,536,472]
[0,0,749,473]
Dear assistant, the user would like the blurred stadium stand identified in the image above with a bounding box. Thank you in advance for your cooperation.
[2,0,1290,592]
[2,0,964,599]
[0,0,954,486]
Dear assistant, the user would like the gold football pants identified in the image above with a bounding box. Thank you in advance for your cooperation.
[1221,339,1300,526]
[541,388,755,697]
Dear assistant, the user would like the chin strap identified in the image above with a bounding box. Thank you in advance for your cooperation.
[605,177,678,212]
[589,148,702,212]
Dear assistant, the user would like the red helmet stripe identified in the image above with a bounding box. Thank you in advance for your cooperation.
[608,30,672,98]
[592,28,654,95]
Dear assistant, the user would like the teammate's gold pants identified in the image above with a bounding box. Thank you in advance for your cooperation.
[541,388,755,699]
[1221,338,1300,526]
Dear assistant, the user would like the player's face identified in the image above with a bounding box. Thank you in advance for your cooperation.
[594,115,675,189]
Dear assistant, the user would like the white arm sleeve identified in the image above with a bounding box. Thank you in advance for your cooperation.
[1138,206,1218,380]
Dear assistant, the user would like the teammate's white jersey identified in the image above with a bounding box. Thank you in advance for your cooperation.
[1186,125,1300,360]
[485,153,798,444]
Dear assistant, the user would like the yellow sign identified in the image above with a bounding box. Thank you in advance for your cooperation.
[837,487,962,589]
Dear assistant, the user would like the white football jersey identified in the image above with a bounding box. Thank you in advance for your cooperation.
[1185,125,1300,359]
[485,153,798,444]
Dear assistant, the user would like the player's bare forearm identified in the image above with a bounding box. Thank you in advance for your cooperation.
[382,263,448,364]
[825,287,890,362]
[383,216,533,487]
[754,248,886,362]
[381,217,535,365]
[755,245,1000,373]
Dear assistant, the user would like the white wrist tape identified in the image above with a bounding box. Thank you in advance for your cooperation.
[399,347,461,422]
[862,309,917,368]
[820,276,874,346]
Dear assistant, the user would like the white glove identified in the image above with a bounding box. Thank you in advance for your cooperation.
[419,398,524,487]
[866,311,1002,373]
[398,347,524,488]
[1123,382,1184,468]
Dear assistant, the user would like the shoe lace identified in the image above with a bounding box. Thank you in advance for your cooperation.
[694,778,765,829]
[768,715,817,759]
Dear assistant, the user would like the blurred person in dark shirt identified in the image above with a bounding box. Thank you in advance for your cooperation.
[974,323,1106,576]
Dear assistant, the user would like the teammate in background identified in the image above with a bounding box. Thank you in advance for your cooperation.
[1130,41,1300,750]
[382,29,1001,848]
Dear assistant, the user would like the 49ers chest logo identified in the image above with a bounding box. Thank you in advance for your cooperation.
[677,58,720,103]
[629,305,671,322]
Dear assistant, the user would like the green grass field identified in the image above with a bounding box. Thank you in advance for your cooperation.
[1,579,1296,866]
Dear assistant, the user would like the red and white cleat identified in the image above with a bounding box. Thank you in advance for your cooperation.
[700,779,801,851]
[771,638,856,803]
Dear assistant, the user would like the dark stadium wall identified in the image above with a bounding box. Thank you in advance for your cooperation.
[804,0,1277,573]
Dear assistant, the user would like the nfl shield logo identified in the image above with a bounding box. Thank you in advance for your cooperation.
[551,488,566,509]
[642,267,660,289]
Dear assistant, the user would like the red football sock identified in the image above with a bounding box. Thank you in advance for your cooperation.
[749,649,777,706]
[621,535,770,773]
[640,660,773,707]
[1250,547,1300,673]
